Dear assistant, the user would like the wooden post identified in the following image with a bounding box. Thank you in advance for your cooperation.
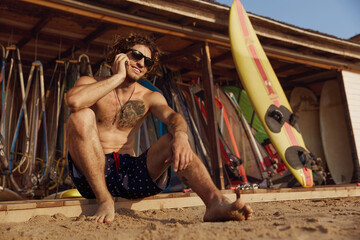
[201,42,225,190]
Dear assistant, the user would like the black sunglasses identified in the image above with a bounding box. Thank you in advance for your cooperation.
[124,49,154,69]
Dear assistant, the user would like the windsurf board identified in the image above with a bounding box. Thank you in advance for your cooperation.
[229,0,313,187]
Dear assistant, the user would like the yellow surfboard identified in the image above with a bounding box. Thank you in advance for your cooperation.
[229,0,313,187]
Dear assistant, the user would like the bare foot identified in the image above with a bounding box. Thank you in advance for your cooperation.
[89,199,115,223]
[203,198,253,222]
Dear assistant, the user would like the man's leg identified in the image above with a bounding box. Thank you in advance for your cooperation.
[67,108,114,223]
[147,134,253,222]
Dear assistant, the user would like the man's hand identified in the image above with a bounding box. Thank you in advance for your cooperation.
[169,131,193,172]
[111,53,129,80]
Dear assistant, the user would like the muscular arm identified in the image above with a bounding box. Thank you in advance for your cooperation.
[149,92,192,172]
[66,53,129,113]
[66,74,123,113]
[167,112,188,136]
[148,92,187,135]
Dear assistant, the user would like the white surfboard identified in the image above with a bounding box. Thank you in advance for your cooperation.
[290,87,326,168]
[320,81,354,184]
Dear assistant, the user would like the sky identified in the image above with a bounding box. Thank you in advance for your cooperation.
[217,0,360,39]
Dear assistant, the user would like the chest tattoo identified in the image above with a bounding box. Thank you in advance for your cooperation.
[117,100,146,128]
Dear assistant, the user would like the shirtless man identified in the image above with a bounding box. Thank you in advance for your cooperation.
[66,33,252,223]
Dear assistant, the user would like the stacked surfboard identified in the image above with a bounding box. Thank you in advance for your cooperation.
[319,81,353,184]
[289,87,326,169]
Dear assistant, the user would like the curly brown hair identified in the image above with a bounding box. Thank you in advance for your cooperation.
[106,33,161,77]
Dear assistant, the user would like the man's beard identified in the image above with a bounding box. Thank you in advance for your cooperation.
[126,69,144,82]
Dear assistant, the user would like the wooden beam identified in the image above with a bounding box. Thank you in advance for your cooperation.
[264,45,360,74]
[14,0,360,75]
[16,0,360,76]
[45,23,113,66]
[0,23,105,53]
[211,66,237,79]
[161,42,202,63]
[201,42,224,190]
[212,51,233,64]
[177,17,197,28]
[17,15,53,49]
[254,24,360,60]
[124,0,228,26]
[281,70,325,89]
[294,70,336,82]
[250,13,360,52]
[273,62,299,75]
[127,5,141,15]
[20,0,229,47]
[177,64,237,82]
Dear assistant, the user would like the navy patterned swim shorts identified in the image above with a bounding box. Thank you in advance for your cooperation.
[68,150,170,199]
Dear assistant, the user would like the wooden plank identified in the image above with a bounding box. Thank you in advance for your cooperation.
[63,199,92,206]
[0,185,359,223]
[114,196,204,211]
[257,25,360,60]
[125,0,228,25]
[241,187,360,203]
[0,204,97,223]
[36,201,64,208]
[265,46,360,73]
[5,202,37,211]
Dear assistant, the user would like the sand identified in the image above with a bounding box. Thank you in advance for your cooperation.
[0,197,359,240]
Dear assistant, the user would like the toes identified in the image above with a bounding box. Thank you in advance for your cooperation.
[204,198,253,222]
[242,205,253,220]
[87,214,112,223]
[229,200,253,221]
[104,216,113,223]
[97,215,105,223]
[230,199,245,211]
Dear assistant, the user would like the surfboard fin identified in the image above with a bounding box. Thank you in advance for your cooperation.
[265,104,300,133]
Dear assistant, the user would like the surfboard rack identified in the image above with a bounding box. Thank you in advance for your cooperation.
[265,105,300,133]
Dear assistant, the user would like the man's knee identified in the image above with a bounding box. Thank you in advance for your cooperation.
[67,108,96,135]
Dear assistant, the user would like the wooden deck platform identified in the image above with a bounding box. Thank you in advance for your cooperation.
[0,184,359,223]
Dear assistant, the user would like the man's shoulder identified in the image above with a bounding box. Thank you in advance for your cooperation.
[137,82,158,95]
[136,84,164,104]
[144,87,163,99]
[75,75,98,85]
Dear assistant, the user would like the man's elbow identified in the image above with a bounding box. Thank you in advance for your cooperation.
[172,112,184,120]
[65,94,82,113]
